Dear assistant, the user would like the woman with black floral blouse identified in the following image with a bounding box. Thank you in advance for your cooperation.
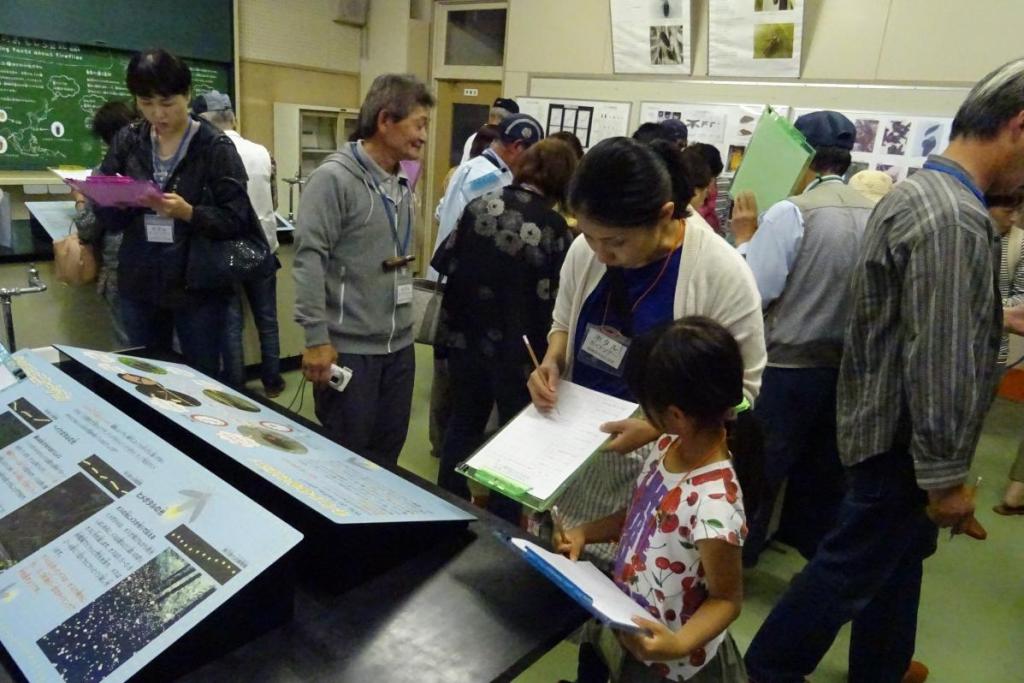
[431,138,578,514]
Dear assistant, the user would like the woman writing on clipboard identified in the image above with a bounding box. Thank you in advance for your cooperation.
[94,49,252,377]
[526,137,766,568]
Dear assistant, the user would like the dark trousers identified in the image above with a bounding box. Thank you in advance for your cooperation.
[744,366,845,564]
[313,346,415,468]
[744,450,938,683]
[120,293,231,379]
[438,349,531,520]
[222,268,283,388]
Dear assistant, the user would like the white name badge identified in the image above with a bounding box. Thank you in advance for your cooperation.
[396,282,413,305]
[144,214,175,243]
[581,324,629,371]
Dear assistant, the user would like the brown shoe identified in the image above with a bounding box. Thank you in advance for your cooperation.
[993,502,1024,516]
[902,660,929,683]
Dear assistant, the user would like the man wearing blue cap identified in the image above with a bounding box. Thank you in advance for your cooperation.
[460,97,519,163]
[730,110,874,569]
[430,112,544,279]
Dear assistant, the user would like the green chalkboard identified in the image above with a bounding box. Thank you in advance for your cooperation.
[0,34,230,170]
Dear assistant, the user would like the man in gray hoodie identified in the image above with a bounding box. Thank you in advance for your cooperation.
[293,74,434,467]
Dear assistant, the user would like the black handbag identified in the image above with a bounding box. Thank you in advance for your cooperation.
[186,177,275,290]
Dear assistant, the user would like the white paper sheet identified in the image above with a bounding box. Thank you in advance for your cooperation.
[709,0,804,78]
[48,167,93,182]
[511,538,650,629]
[610,0,692,75]
[463,381,638,501]
[517,97,632,151]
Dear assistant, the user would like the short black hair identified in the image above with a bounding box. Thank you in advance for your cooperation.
[624,316,744,429]
[679,147,713,191]
[91,100,135,145]
[809,146,852,176]
[689,142,724,177]
[952,58,1024,140]
[126,49,191,98]
[631,122,674,145]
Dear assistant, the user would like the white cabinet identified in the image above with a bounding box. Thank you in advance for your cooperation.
[273,103,359,220]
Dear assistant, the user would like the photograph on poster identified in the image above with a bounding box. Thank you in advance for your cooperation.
[651,0,683,19]
[755,0,796,10]
[117,357,167,375]
[912,121,946,157]
[238,424,308,455]
[166,525,240,584]
[882,120,912,155]
[78,455,136,499]
[853,119,879,153]
[0,473,113,569]
[876,163,903,183]
[657,110,682,121]
[753,23,794,59]
[38,547,217,683]
[650,25,686,65]
[728,144,747,172]
[119,373,202,408]
[8,398,52,430]
[0,411,30,448]
[202,389,261,413]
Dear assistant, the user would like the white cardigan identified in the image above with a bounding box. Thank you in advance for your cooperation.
[550,214,766,404]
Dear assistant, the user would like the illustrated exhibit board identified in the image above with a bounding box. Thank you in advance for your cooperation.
[0,350,302,683]
[56,346,475,526]
[0,34,230,170]
[610,0,691,75]
[637,102,791,175]
[516,97,631,151]
[708,0,804,78]
[793,108,953,183]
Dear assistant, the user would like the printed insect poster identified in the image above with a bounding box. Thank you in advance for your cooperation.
[610,0,692,75]
[709,0,804,77]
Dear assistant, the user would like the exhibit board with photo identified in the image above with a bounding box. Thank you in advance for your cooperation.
[517,97,631,151]
[792,108,953,183]
[708,0,804,77]
[0,350,302,683]
[637,102,791,175]
[56,347,475,526]
[610,0,691,74]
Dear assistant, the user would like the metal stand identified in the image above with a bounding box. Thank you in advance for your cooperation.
[284,175,306,223]
[0,265,47,351]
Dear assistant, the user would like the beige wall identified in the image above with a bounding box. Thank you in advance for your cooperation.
[238,0,361,73]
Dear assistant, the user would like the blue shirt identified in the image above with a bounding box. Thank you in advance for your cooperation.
[572,247,682,400]
[737,199,805,308]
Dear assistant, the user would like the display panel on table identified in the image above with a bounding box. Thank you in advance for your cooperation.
[0,350,301,683]
[55,346,475,591]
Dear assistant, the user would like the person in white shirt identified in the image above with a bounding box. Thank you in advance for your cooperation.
[459,97,518,164]
[193,90,285,396]
[429,113,544,280]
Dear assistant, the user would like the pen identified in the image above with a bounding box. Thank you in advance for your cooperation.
[523,334,541,370]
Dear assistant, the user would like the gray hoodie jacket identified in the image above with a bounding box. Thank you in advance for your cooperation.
[293,142,414,355]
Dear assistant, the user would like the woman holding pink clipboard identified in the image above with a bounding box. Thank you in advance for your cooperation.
[93,49,252,378]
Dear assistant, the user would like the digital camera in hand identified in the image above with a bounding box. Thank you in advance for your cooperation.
[328,365,353,392]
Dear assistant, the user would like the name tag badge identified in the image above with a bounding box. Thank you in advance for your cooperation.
[144,214,175,243]
[396,272,414,305]
[579,324,630,375]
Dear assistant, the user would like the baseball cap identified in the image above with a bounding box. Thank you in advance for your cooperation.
[659,118,688,143]
[493,97,519,114]
[498,113,544,147]
[795,110,855,150]
[191,90,233,114]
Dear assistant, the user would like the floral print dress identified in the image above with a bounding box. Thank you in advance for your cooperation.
[612,435,746,681]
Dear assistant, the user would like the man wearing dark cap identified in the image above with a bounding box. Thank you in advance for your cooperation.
[659,117,688,148]
[730,111,874,568]
[430,112,544,279]
[460,97,519,163]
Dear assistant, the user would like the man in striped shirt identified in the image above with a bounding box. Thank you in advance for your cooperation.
[746,58,1024,683]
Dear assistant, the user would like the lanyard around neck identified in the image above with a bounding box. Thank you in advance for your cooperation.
[922,160,987,206]
[352,142,412,255]
[804,174,844,193]
[602,223,685,325]
[151,121,193,190]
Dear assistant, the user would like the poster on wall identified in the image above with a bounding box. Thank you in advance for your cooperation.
[792,108,953,183]
[708,0,804,78]
[638,102,791,175]
[0,351,302,683]
[55,346,475,526]
[610,0,692,75]
[517,97,632,151]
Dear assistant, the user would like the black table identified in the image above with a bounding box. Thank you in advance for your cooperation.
[0,352,588,683]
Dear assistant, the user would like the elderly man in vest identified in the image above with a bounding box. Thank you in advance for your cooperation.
[730,111,874,567]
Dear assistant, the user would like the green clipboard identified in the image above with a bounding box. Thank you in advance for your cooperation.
[729,106,815,210]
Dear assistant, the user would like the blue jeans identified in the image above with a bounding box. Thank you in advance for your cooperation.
[222,267,283,388]
[744,450,938,683]
[744,367,844,564]
[120,293,232,380]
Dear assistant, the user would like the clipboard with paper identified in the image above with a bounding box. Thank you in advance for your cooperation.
[456,381,639,511]
[728,106,815,210]
[502,535,649,634]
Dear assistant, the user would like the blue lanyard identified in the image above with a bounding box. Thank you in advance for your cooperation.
[151,122,193,190]
[351,142,412,255]
[922,160,987,206]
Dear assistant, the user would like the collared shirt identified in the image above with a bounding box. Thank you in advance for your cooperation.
[837,155,1002,490]
[999,228,1024,363]
[429,148,514,279]
[224,130,278,252]
[737,199,805,308]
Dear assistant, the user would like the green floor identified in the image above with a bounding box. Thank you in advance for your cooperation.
[254,344,1024,683]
